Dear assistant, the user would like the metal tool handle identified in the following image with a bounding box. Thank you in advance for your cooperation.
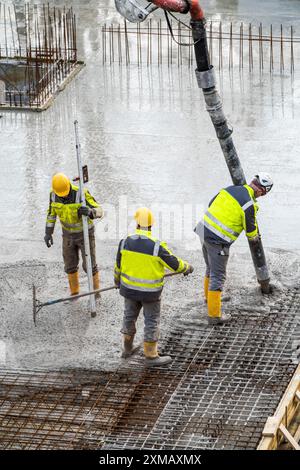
[74,120,96,315]
[33,269,187,325]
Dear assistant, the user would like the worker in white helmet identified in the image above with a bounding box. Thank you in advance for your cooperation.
[194,173,273,325]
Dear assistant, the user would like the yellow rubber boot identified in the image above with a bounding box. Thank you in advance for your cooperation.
[93,272,100,299]
[207,290,231,325]
[144,341,158,358]
[204,276,209,302]
[93,272,100,290]
[207,290,221,317]
[144,341,171,367]
[68,272,79,296]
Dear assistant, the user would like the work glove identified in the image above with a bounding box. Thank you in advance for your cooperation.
[78,206,94,218]
[44,233,53,248]
[114,280,120,289]
[184,264,194,276]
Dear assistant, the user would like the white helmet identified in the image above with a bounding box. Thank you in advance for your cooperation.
[253,173,273,193]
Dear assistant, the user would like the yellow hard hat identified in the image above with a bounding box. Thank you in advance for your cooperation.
[134,207,155,227]
[52,173,71,197]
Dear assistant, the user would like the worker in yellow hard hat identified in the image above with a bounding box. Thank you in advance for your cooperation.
[44,173,103,296]
[114,207,194,367]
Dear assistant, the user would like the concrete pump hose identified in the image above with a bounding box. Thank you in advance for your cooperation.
[150,0,204,19]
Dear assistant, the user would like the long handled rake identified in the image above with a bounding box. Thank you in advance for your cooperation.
[33,271,184,326]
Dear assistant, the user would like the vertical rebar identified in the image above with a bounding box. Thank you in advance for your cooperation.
[136,22,139,67]
[170,19,172,66]
[270,24,273,73]
[8,7,16,55]
[4,4,8,57]
[188,27,191,67]
[147,20,152,66]
[249,23,253,72]
[157,20,160,66]
[280,24,284,73]
[218,21,223,71]
[167,21,170,67]
[290,25,294,75]
[34,16,40,106]
[209,20,213,64]
[53,7,58,62]
[259,23,264,72]
[124,20,130,65]
[44,3,49,101]
[57,8,62,63]
[118,24,122,65]
[13,4,21,55]
[73,12,77,62]
[239,22,243,71]
[103,24,107,65]
[37,10,42,107]
[0,3,2,58]
[159,19,163,66]
[178,21,182,67]
[229,22,233,70]
[109,24,112,65]
[140,22,142,65]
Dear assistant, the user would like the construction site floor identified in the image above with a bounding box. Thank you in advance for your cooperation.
[0,0,300,450]
[0,248,299,449]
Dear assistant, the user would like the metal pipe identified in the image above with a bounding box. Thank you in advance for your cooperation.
[190,16,270,293]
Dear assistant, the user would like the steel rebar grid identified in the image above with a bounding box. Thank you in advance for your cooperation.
[0,286,299,450]
[101,19,298,75]
[0,3,81,110]
[103,287,299,450]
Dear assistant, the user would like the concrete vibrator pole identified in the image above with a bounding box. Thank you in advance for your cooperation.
[114,0,271,293]
[74,120,97,316]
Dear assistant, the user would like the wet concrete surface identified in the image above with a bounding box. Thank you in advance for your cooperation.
[0,0,300,372]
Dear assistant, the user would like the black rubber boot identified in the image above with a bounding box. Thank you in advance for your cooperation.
[121,335,141,358]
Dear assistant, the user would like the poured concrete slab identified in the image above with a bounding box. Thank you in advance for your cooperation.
[0,0,299,372]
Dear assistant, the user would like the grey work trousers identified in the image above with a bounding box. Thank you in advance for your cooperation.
[62,229,98,275]
[121,298,161,342]
[202,240,230,291]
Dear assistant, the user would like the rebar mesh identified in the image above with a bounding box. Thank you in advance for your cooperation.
[102,20,298,74]
[0,287,299,450]
[0,3,82,110]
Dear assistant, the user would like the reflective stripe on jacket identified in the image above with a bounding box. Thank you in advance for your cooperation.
[114,229,189,301]
[45,184,99,234]
[202,185,259,245]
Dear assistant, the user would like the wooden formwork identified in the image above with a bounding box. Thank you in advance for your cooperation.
[258,364,300,450]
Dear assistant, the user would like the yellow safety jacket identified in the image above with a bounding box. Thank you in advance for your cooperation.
[201,184,259,244]
[114,229,189,301]
[46,184,99,234]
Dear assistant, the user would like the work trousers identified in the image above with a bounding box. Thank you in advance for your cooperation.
[121,298,161,342]
[202,240,230,291]
[62,228,98,275]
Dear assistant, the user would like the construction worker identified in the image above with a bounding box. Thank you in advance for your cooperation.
[195,173,273,325]
[114,207,194,367]
[44,173,103,296]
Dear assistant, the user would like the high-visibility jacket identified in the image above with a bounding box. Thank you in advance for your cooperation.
[196,185,259,245]
[45,184,99,235]
[114,229,189,302]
